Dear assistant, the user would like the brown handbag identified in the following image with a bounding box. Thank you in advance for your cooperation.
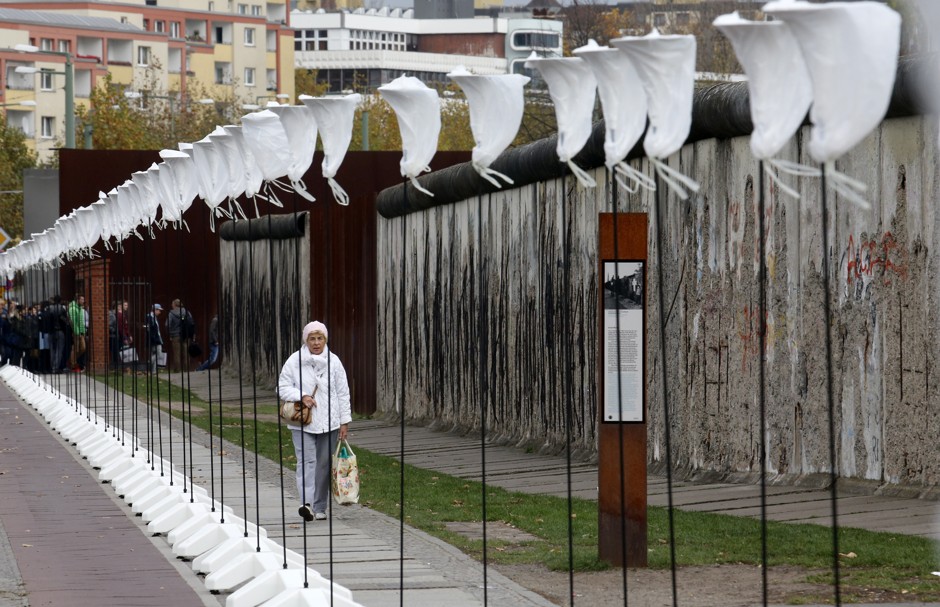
[280,385,316,425]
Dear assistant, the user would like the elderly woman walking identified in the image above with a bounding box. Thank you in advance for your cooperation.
[278,320,351,521]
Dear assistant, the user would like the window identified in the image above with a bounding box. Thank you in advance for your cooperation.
[41,116,55,139]
[40,38,54,51]
[58,40,71,54]
[170,22,180,38]
[676,12,690,27]
[40,71,54,91]
[215,27,224,44]
[510,31,560,50]
[143,18,150,30]
[244,28,255,46]
[251,5,261,15]
[137,46,151,66]
[155,20,165,33]
[244,67,255,86]
[208,1,214,10]
[238,3,248,14]
[215,63,229,84]
[653,13,667,27]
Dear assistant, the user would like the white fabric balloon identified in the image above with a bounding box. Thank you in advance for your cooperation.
[240,110,294,194]
[54,213,81,257]
[158,150,197,222]
[115,182,146,239]
[763,0,901,164]
[524,53,597,187]
[378,75,441,196]
[222,125,264,202]
[300,93,362,205]
[446,66,529,188]
[91,199,116,246]
[713,13,811,161]
[73,206,100,252]
[572,40,652,193]
[131,165,161,231]
[193,129,233,218]
[611,30,699,199]
[267,105,318,201]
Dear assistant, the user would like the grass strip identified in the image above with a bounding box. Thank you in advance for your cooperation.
[96,373,940,600]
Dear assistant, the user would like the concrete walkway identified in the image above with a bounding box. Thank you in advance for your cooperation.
[1,369,552,607]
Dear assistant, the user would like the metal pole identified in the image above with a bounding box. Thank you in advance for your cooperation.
[64,54,74,149]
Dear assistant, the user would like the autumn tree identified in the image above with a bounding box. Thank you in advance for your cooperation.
[76,73,262,150]
[0,119,38,242]
[562,1,637,55]
[294,68,331,100]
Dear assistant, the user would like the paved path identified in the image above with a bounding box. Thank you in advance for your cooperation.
[169,369,939,539]
[1,370,552,607]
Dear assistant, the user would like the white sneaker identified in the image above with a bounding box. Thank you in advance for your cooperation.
[314,512,327,520]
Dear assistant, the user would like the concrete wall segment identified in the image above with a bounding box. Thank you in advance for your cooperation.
[377,114,940,492]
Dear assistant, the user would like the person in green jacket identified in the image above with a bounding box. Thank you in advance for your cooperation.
[67,294,86,371]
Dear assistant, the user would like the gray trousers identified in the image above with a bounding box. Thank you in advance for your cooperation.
[291,428,337,513]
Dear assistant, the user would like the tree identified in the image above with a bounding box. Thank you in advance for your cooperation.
[0,118,38,242]
[294,69,330,100]
[76,72,261,151]
[562,1,637,55]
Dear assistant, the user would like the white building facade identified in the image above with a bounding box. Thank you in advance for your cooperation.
[292,8,562,92]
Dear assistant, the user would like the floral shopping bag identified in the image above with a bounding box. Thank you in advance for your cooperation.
[332,438,360,505]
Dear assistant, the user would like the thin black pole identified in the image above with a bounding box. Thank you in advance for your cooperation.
[477,192,489,605]
[819,164,842,606]
[609,171,629,606]
[233,234,249,536]
[561,169,575,606]
[325,197,335,606]
[399,179,408,607]
[268,214,288,567]
[653,171,678,607]
[207,238,218,508]
[248,229,262,548]
[758,163,769,606]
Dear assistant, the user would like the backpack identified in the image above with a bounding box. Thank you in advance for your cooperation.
[181,311,196,340]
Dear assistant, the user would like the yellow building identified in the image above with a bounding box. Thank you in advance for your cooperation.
[0,1,294,161]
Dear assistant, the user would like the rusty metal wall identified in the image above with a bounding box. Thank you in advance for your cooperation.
[58,148,469,416]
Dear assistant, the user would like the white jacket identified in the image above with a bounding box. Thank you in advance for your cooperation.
[277,345,352,434]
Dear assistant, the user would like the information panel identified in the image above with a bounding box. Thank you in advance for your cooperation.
[602,260,645,423]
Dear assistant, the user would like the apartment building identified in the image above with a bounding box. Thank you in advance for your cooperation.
[0,0,295,160]
[292,8,563,92]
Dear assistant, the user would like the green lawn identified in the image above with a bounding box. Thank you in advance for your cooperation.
[97,373,940,602]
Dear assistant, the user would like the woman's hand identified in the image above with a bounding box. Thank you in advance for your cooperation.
[301,394,317,409]
[338,424,348,440]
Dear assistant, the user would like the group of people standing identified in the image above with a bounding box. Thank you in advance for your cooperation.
[0,294,88,374]
[113,298,219,374]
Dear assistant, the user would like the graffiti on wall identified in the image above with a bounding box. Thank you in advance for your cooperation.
[844,232,907,295]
